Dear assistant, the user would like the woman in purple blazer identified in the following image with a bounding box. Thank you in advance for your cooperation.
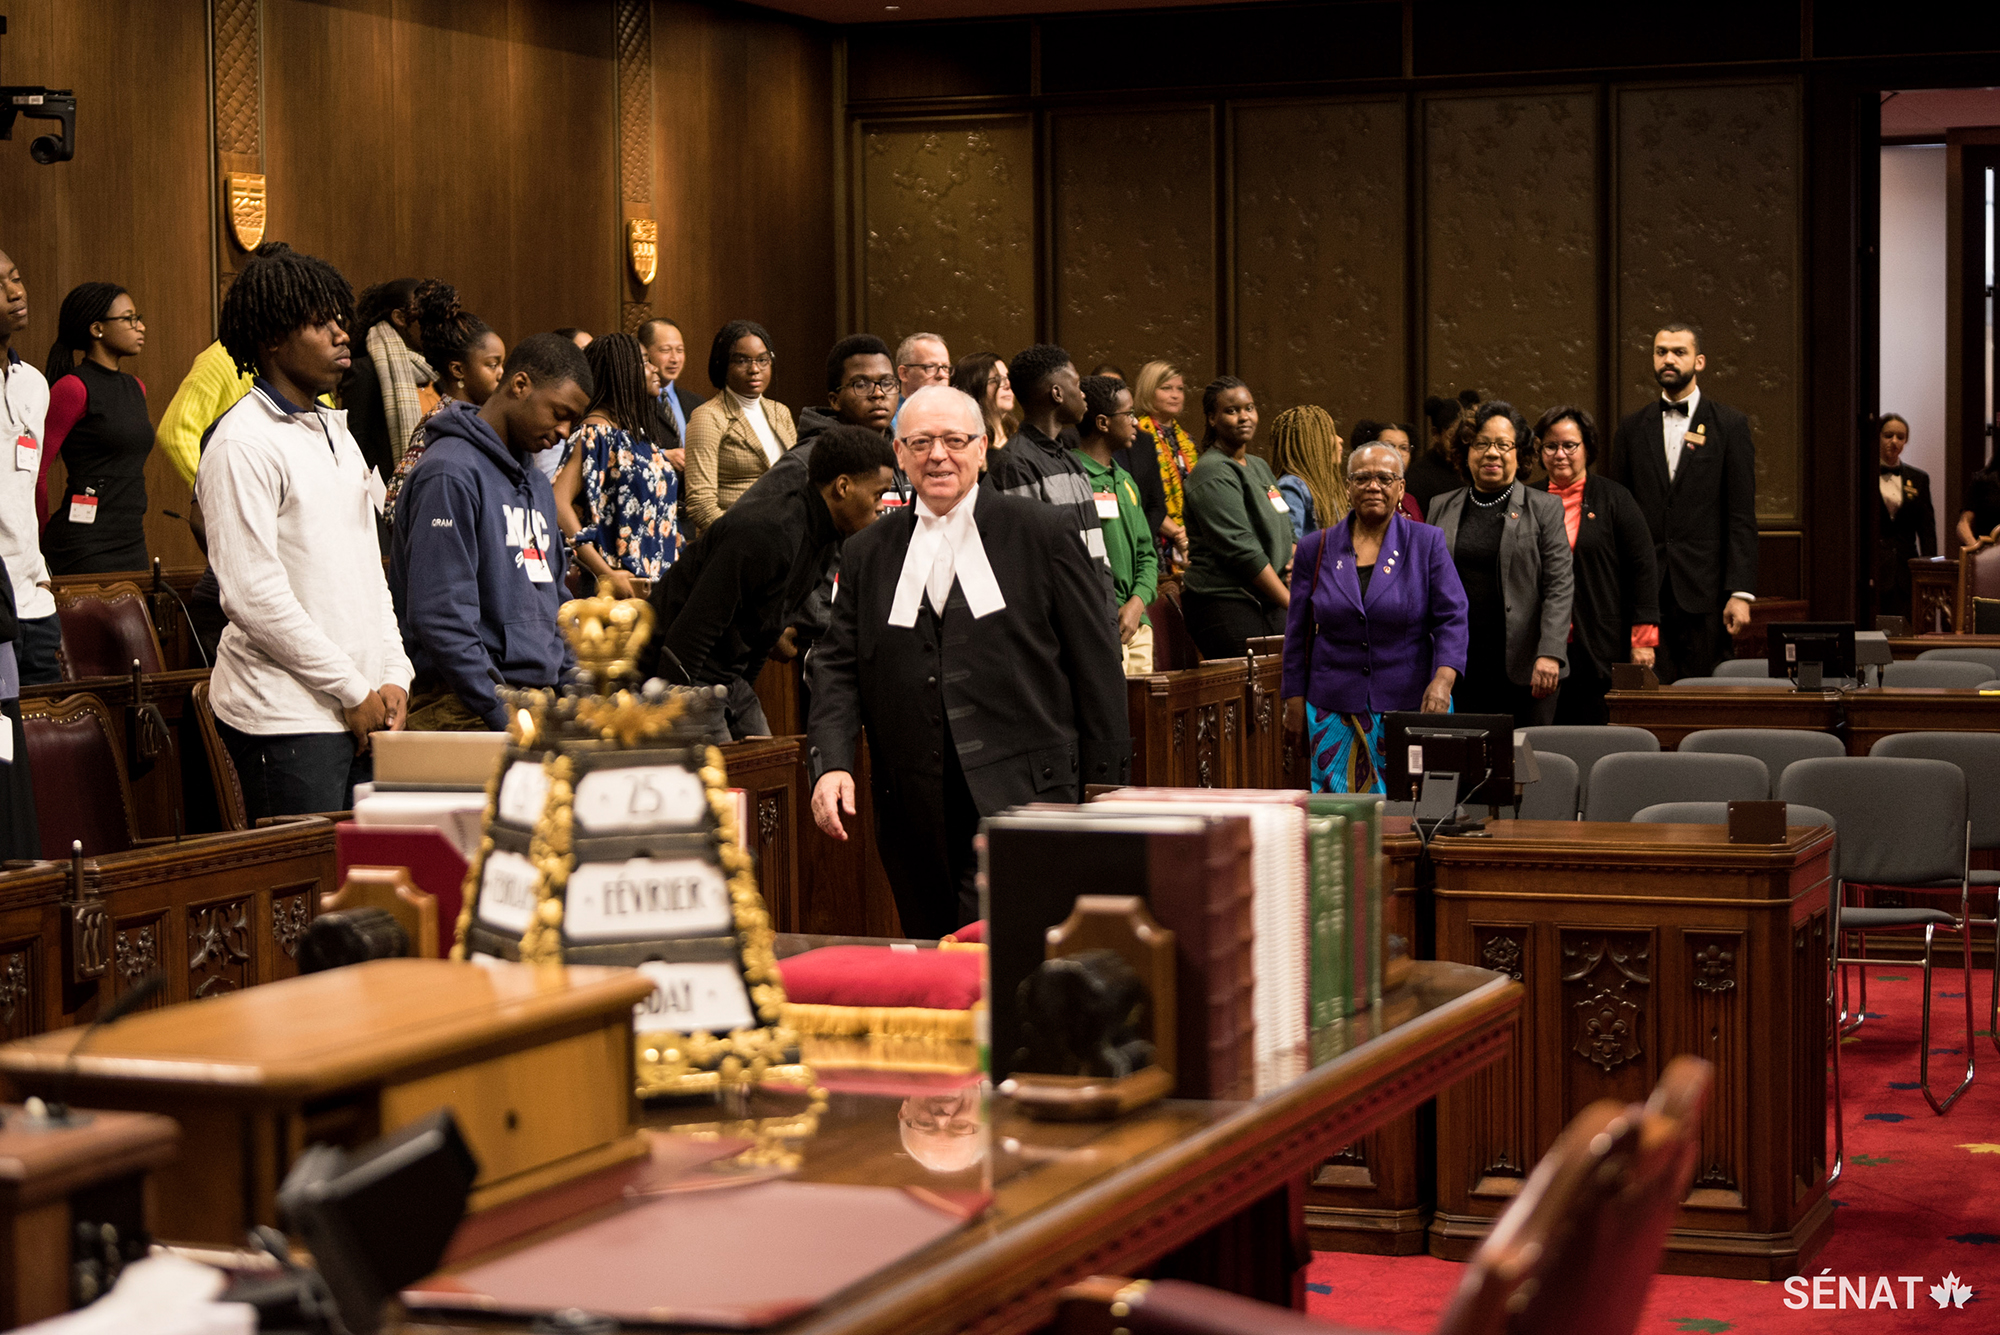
[1281,443,1470,793]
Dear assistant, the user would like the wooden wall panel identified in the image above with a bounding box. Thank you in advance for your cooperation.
[655,0,836,415]
[0,0,214,571]
[1050,108,1215,390]
[1616,82,1803,524]
[1232,98,1407,426]
[263,0,619,346]
[855,117,1036,364]
[1423,91,1599,414]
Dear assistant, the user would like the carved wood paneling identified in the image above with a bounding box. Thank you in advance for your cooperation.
[1616,82,1802,523]
[1050,108,1214,384]
[0,944,33,1041]
[113,915,165,1011]
[188,899,254,998]
[1560,929,1654,1113]
[1232,98,1407,424]
[1792,914,1828,1192]
[615,0,653,205]
[857,117,1035,360]
[1685,931,1744,1196]
[1469,925,1529,1185]
[213,0,261,159]
[1424,91,1598,411]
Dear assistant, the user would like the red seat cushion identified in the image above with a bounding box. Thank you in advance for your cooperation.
[58,592,164,680]
[23,705,135,858]
[778,946,982,1011]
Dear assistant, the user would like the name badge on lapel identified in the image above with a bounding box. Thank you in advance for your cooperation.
[1266,486,1288,513]
[1093,489,1120,520]
[1684,426,1707,450]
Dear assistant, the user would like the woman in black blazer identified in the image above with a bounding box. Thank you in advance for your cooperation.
[1871,413,1937,620]
[1535,406,1660,725]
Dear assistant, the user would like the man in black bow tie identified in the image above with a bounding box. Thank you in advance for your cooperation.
[1608,322,1758,681]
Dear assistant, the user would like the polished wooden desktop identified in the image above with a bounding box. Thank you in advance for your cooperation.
[1427,819,1834,1279]
[0,959,656,1246]
[1605,685,1844,749]
[395,960,1519,1335]
[1841,686,2000,753]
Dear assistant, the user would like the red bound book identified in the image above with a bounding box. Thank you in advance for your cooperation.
[982,810,1256,1100]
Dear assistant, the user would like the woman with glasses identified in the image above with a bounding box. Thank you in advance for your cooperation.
[39,282,153,574]
[1281,443,1467,793]
[1535,405,1657,724]
[684,319,796,536]
[1426,401,1574,726]
[1181,377,1292,658]
[951,351,1016,452]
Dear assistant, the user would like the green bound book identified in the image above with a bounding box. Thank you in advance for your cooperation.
[1306,793,1386,1010]
[1306,814,1348,1060]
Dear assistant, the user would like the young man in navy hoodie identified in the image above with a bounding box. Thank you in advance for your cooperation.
[391,333,592,730]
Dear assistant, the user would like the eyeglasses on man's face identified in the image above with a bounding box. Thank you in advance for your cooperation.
[901,433,980,454]
[902,362,950,377]
[729,353,775,369]
[842,376,899,397]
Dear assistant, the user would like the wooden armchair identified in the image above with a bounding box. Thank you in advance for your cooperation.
[1956,536,2000,634]
[322,865,438,958]
[1058,1056,1712,1335]
[53,580,165,680]
[190,679,249,831]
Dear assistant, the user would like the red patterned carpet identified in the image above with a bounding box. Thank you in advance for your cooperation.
[1305,970,2000,1333]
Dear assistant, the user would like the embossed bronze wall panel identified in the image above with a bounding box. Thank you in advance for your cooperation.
[1050,108,1216,387]
[1233,99,1407,425]
[1424,92,1599,413]
[856,117,1036,362]
[1616,82,1802,523]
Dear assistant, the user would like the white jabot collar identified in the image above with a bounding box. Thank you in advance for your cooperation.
[888,483,1006,627]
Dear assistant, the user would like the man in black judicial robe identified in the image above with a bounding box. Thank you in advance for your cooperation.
[806,385,1130,939]
[643,425,898,744]
[1607,322,1759,681]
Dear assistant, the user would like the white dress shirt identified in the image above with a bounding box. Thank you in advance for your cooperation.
[1661,385,1701,482]
[889,483,1006,627]
[727,388,782,466]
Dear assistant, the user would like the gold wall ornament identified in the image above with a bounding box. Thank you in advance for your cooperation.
[627,217,658,287]
[226,172,266,251]
[455,584,795,1100]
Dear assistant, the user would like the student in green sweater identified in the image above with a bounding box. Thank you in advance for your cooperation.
[1181,376,1295,659]
[1073,375,1159,674]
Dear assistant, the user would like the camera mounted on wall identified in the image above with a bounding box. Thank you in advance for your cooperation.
[0,17,78,164]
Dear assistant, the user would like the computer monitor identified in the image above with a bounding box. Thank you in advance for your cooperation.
[1382,713,1516,816]
[1766,622,1856,687]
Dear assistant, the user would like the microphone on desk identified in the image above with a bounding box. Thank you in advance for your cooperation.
[34,971,166,1126]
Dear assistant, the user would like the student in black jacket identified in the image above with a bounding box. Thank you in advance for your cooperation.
[1871,413,1937,620]
[644,425,897,744]
[1535,406,1660,725]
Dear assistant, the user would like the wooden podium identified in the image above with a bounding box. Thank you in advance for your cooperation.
[0,958,654,1245]
[1427,820,1835,1278]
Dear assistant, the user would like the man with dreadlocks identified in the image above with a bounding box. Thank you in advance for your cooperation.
[195,248,414,820]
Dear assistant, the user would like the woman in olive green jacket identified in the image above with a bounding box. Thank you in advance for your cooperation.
[1181,376,1296,659]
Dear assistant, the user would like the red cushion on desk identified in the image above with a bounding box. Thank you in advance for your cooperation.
[777,946,982,1011]
[335,823,468,958]
[946,919,985,943]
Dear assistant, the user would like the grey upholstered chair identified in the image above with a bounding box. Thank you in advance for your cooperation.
[1779,756,1974,1129]
[1881,660,1994,689]
[1711,658,1771,678]
[1633,800,1836,831]
[1515,751,1579,821]
[1583,752,1769,823]
[1677,727,1847,798]
[1665,676,1793,690]
[1520,725,1657,815]
[1916,645,2000,677]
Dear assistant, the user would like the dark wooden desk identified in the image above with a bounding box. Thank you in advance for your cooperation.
[1607,686,1845,749]
[1843,687,2000,753]
[397,960,1520,1335]
[1428,820,1834,1279]
[1887,632,2000,660]
[720,735,804,933]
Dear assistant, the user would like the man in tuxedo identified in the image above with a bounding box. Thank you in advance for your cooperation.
[806,384,1129,938]
[1871,412,1937,620]
[1608,323,1758,680]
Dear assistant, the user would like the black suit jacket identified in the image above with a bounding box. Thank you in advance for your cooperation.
[1608,393,1758,614]
[1566,474,1661,677]
[649,382,702,450]
[1872,462,1938,599]
[806,488,1130,815]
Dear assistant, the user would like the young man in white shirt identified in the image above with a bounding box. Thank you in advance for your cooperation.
[0,248,62,685]
[195,249,412,818]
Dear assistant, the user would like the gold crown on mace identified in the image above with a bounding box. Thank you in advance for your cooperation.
[558,579,656,687]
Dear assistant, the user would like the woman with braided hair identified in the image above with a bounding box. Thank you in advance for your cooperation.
[553,331,683,597]
[1270,404,1347,540]
[383,282,505,524]
[39,281,153,573]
